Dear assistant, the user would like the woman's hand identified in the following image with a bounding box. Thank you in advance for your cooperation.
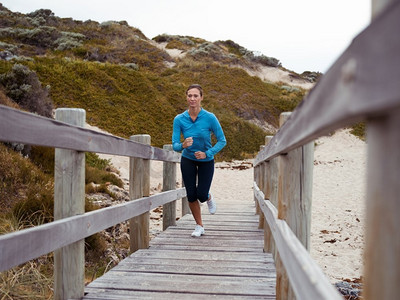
[194,151,206,160]
[182,137,193,148]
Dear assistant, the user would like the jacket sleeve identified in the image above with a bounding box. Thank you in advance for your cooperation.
[205,114,226,158]
[172,116,183,152]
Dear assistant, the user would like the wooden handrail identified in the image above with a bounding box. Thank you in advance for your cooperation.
[0,188,186,272]
[254,183,342,300]
[255,0,400,166]
[0,104,180,162]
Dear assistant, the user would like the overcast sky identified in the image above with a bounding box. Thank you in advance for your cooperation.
[2,0,371,73]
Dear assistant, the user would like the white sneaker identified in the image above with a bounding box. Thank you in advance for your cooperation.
[191,225,205,237]
[207,193,217,214]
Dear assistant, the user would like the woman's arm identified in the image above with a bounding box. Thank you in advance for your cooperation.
[204,114,226,158]
[172,117,183,152]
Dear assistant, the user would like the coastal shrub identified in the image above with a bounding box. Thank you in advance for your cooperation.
[350,122,366,141]
[0,63,53,117]
[216,40,249,57]
[153,34,198,49]
[301,71,322,82]
[123,62,139,70]
[281,85,301,93]
[29,146,55,175]
[0,143,54,225]
[27,9,55,20]
[218,115,266,161]
[86,152,111,170]
[0,26,61,49]
[251,53,281,67]
[187,42,238,64]
[86,166,123,188]
[12,184,54,225]
[54,31,85,51]
[21,26,61,48]
[0,41,17,52]
[85,153,123,188]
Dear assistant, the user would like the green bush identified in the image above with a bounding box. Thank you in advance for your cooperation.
[86,152,111,170]
[86,166,123,188]
[350,122,366,141]
[0,63,53,117]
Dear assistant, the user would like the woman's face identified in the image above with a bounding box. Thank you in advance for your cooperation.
[186,88,203,109]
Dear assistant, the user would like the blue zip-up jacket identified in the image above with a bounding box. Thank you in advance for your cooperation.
[172,108,226,161]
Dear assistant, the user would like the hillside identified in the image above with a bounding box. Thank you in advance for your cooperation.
[0,3,322,161]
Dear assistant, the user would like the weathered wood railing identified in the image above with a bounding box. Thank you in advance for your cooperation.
[0,106,188,299]
[254,0,400,299]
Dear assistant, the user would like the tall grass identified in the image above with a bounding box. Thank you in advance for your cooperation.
[0,215,53,299]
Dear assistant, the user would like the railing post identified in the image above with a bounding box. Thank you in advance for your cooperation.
[162,144,176,230]
[258,146,265,229]
[364,108,400,300]
[254,160,261,215]
[181,181,190,216]
[54,108,85,300]
[263,136,275,255]
[275,112,314,300]
[129,134,151,253]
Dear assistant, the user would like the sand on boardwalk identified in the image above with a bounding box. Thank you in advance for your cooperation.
[87,122,366,284]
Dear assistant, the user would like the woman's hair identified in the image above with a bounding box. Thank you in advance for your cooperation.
[186,84,203,96]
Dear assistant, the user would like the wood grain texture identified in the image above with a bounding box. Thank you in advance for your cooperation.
[254,1,400,166]
[162,144,177,230]
[0,188,186,272]
[364,108,400,300]
[129,135,151,252]
[0,104,181,162]
[83,196,276,299]
[53,108,85,300]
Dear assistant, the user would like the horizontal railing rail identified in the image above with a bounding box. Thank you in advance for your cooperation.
[0,105,180,162]
[0,188,186,272]
[254,183,342,300]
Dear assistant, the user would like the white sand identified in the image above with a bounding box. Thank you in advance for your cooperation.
[310,129,366,282]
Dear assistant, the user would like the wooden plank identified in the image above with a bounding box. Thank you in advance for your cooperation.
[111,260,275,278]
[0,104,181,162]
[149,238,263,249]
[0,188,185,272]
[129,249,269,263]
[150,228,263,240]
[254,185,342,299]
[85,272,275,296]
[159,227,264,238]
[83,288,275,300]
[113,255,273,270]
[254,0,400,165]
[148,244,264,253]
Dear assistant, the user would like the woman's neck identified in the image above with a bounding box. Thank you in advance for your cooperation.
[188,106,201,116]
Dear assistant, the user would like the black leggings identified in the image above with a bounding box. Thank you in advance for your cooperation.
[181,156,214,203]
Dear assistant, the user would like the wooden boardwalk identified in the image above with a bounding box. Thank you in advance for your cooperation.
[83,199,276,299]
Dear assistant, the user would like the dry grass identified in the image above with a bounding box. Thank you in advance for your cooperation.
[0,215,53,300]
